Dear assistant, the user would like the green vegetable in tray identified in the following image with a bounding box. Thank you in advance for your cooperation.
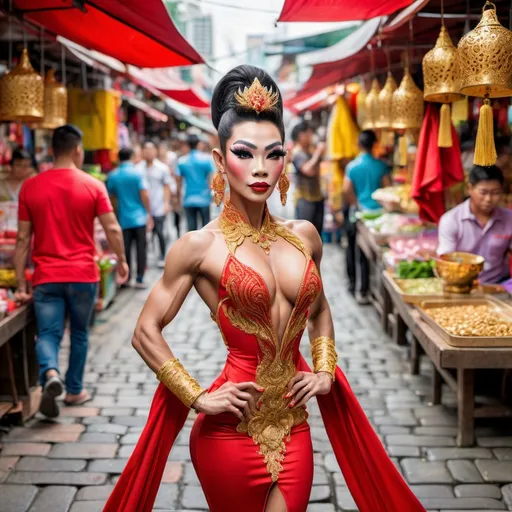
[397,260,435,279]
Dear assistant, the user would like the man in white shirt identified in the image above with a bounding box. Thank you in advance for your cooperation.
[139,140,172,268]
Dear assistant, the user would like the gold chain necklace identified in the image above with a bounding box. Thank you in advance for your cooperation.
[219,201,278,255]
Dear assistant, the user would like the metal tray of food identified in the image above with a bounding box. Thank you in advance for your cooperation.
[418,296,512,347]
[386,273,488,305]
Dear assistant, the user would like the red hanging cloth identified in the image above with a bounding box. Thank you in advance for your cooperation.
[412,103,465,224]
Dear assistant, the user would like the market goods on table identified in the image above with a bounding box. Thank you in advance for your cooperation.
[419,297,512,347]
[372,185,419,214]
[363,213,425,245]
[396,260,436,279]
[434,252,485,294]
[397,278,443,295]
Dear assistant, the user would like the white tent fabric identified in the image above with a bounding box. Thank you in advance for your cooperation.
[296,16,385,67]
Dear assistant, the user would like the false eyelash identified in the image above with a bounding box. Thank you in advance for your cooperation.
[268,149,286,159]
[230,146,253,159]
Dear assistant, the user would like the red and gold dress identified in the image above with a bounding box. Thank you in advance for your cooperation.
[103,204,426,512]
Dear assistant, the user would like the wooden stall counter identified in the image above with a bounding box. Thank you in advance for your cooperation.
[0,303,39,424]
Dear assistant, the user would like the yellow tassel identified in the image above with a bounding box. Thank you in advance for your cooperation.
[473,98,497,167]
[398,134,408,167]
[381,130,394,147]
[451,96,468,125]
[438,103,453,148]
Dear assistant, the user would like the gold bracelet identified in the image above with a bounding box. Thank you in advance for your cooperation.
[156,358,206,408]
[311,336,338,380]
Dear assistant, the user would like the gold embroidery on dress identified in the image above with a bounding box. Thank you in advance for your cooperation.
[219,205,322,482]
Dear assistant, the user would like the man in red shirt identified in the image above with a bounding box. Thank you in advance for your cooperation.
[15,125,128,418]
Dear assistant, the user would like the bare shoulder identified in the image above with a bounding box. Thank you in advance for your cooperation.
[166,228,216,275]
[274,216,322,259]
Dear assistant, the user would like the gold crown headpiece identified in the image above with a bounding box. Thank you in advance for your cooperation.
[234,77,279,114]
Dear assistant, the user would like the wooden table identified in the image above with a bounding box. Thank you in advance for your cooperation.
[411,311,512,446]
[356,221,387,329]
[381,271,512,446]
[0,304,39,424]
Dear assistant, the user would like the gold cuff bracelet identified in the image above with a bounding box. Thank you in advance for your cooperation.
[311,336,338,380]
[156,358,206,408]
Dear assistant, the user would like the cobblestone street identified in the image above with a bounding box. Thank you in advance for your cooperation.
[2,245,512,511]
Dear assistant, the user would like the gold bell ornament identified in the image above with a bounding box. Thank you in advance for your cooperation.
[363,78,380,130]
[422,24,464,147]
[356,81,367,129]
[377,72,397,146]
[458,1,512,166]
[42,69,68,129]
[392,68,424,166]
[0,48,44,122]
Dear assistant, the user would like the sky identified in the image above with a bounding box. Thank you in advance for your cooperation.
[178,0,348,75]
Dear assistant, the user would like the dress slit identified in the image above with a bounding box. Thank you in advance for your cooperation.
[263,482,289,512]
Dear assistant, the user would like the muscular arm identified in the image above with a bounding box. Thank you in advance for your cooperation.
[342,176,357,207]
[164,184,171,207]
[298,222,335,342]
[297,149,322,178]
[139,189,151,214]
[132,231,211,372]
[15,220,32,292]
[98,212,127,263]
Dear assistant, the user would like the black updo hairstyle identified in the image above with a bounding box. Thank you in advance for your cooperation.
[211,65,285,153]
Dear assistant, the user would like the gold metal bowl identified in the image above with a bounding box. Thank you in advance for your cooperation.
[433,252,485,294]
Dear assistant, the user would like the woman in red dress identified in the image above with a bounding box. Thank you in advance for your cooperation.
[104,66,426,512]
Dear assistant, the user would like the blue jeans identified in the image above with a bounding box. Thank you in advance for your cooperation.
[184,206,210,232]
[34,282,97,394]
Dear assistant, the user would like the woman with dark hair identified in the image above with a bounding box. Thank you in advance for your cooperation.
[104,66,425,512]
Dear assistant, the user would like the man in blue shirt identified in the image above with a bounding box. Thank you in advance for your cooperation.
[176,134,214,232]
[343,130,391,304]
[107,148,152,288]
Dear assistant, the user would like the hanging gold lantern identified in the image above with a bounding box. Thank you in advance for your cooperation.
[458,1,512,165]
[392,68,424,131]
[363,78,380,130]
[356,81,367,129]
[423,24,464,147]
[377,72,397,130]
[0,49,43,122]
[42,69,67,129]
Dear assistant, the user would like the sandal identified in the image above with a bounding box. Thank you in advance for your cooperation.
[63,391,91,406]
[40,376,64,418]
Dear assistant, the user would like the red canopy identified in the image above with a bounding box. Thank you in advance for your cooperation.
[278,0,414,22]
[13,0,204,67]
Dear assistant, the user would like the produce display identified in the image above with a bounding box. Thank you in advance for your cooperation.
[423,304,512,337]
[364,213,424,237]
[396,278,442,295]
[396,260,436,279]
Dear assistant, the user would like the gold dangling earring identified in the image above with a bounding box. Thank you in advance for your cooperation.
[211,170,226,207]
[278,171,290,206]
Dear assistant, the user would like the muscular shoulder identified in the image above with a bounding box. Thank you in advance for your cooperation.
[275,217,322,260]
[167,230,213,272]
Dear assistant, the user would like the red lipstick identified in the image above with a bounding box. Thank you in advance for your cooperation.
[249,182,270,193]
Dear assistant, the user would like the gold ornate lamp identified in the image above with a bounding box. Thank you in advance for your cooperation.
[363,78,380,130]
[423,23,464,147]
[42,69,67,129]
[377,72,397,130]
[356,81,367,129]
[392,69,424,131]
[392,68,424,166]
[0,49,44,122]
[458,1,512,165]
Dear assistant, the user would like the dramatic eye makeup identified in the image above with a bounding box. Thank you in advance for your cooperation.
[229,139,285,160]
[230,144,253,159]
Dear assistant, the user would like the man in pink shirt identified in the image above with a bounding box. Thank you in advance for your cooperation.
[437,165,512,284]
[15,125,128,417]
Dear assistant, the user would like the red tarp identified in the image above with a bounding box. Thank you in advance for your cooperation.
[13,0,204,68]
[278,0,414,22]
[412,104,465,224]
